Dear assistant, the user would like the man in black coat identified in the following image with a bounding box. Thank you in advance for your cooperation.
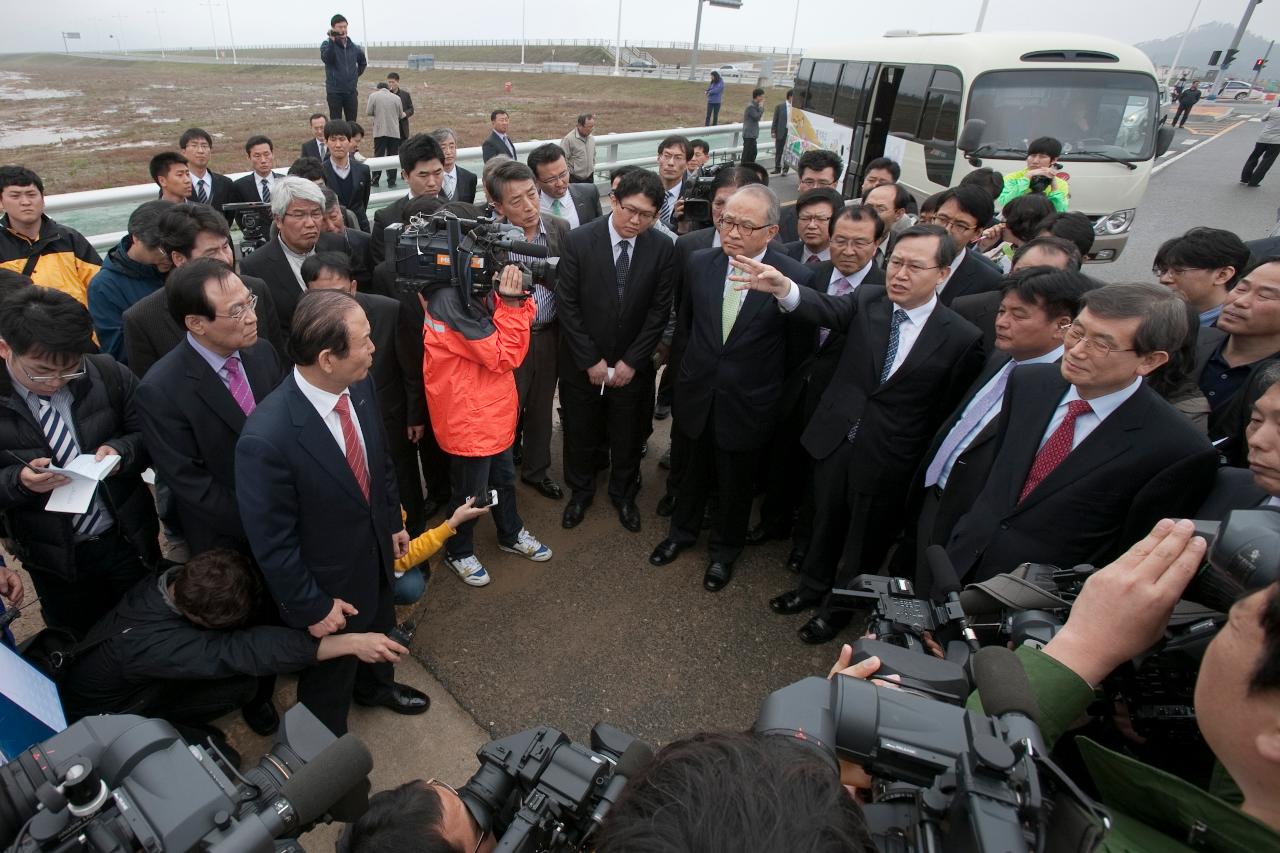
[649,185,813,591]
[320,120,372,231]
[433,128,479,205]
[236,290,426,735]
[947,283,1218,583]
[301,113,329,162]
[180,128,235,224]
[0,288,159,636]
[528,142,603,230]
[558,169,675,532]
[370,134,447,267]
[934,185,1003,306]
[387,72,414,139]
[240,176,352,340]
[747,225,984,644]
[232,135,285,209]
[320,186,374,292]
[481,109,518,161]
[302,253,430,536]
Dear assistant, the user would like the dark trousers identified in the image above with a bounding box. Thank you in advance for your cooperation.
[705,103,721,126]
[327,90,358,121]
[742,137,758,165]
[667,416,756,564]
[799,441,907,600]
[298,573,395,736]
[513,324,559,483]
[31,528,151,637]
[444,448,524,559]
[773,135,788,172]
[387,417,427,536]
[1173,104,1192,127]
[561,368,651,505]
[373,136,401,185]
[149,675,259,730]
[1242,142,1280,186]
[419,421,452,505]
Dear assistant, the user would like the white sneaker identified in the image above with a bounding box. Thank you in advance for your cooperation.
[498,528,552,562]
[444,554,491,587]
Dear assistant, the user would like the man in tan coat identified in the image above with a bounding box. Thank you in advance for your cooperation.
[367,82,405,188]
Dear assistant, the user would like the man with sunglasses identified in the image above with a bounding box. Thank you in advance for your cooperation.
[0,286,160,636]
[946,282,1217,583]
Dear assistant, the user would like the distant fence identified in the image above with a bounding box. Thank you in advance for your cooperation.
[144,38,795,55]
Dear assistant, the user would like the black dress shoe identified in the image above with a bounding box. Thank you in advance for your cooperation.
[616,501,642,532]
[649,539,684,565]
[562,500,589,529]
[798,615,848,645]
[241,699,279,736]
[654,402,671,420]
[522,477,563,499]
[769,588,824,615]
[785,549,806,572]
[703,560,734,592]
[355,683,430,715]
[746,523,789,546]
[656,493,677,517]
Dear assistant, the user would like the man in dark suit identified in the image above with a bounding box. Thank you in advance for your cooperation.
[777,149,843,244]
[236,290,427,736]
[232,135,285,208]
[771,90,792,175]
[649,185,814,591]
[779,187,842,267]
[528,143,602,230]
[302,253,429,536]
[481,109,518,161]
[180,128,235,224]
[749,225,984,644]
[320,187,373,293]
[902,268,1092,592]
[1197,362,1280,520]
[370,134,447,267]
[947,282,1218,584]
[301,113,329,162]
[558,169,675,532]
[934,185,1003,307]
[320,120,372,232]
[240,177,351,340]
[432,128,479,205]
[125,204,286,377]
[387,72,413,139]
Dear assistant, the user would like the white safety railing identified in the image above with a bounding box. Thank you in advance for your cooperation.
[46,123,773,251]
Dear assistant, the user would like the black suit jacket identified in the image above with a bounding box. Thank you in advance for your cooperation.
[1196,465,1268,521]
[370,195,409,268]
[441,166,479,205]
[136,338,286,555]
[772,102,789,137]
[563,183,603,225]
[939,249,1002,307]
[556,216,675,384]
[121,274,286,378]
[236,373,401,629]
[792,286,984,493]
[482,130,518,161]
[950,289,1002,357]
[239,233,352,339]
[301,138,328,162]
[781,240,805,262]
[341,227,374,293]
[232,171,285,206]
[778,206,799,244]
[946,365,1218,581]
[187,170,236,223]
[673,245,814,452]
[322,159,372,231]
[355,291,426,431]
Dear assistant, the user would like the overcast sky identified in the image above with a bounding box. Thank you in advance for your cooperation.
[7,0,1278,56]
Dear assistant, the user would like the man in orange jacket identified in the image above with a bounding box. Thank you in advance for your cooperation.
[421,262,553,587]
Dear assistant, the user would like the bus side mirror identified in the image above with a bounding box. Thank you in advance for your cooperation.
[1155,125,1175,158]
[957,118,986,154]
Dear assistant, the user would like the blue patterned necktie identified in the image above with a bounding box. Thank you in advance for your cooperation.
[36,395,102,535]
[847,308,910,443]
[615,240,630,304]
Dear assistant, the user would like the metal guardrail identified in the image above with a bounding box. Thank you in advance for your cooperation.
[47,123,773,251]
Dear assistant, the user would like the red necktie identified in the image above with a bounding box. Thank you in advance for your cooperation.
[1019,399,1092,503]
[805,254,823,266]
[334,394,370,502]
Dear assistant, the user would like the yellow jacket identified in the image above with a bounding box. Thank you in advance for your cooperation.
[394,519,454,573]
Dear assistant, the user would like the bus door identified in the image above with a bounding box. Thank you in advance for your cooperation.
[843,64,903,197]
[833,61,877,197]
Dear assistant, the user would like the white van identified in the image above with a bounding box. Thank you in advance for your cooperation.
[784,31,1175,261]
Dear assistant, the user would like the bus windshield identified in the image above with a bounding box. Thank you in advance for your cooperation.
[966,69,1160,161]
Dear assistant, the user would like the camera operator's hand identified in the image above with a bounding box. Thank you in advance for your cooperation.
[18,457,69,493]
[730,255,794,298]
[496,264,526,303]
[826,644,897,794]
[319,632,408,664]
[1044,518,1206,686]
[0,565,23,607]
[309,597,358,638]
[610,360,636,388]
[587,359,610,386]
[447,496,490,530]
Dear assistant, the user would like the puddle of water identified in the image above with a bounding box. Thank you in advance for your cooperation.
[148,118,180,124]
[0,87,81,101]
[135,105,157,115]
[0,127,108,149]
[86,140,161,152]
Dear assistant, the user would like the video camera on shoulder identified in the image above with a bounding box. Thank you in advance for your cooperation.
[388,210,558,305]
[679,162,729,229]
[223,201,273,256]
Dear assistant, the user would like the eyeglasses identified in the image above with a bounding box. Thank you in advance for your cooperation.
[797,213,833,224]
[933,214,979,233]
[830,237,876,251]
[717,217,771,236]
[886,257,941,274]
[282,209,325,222]
[1060,323,1136,357]
[613,202,657,223]
[425,780,488,853]
[798,177,836,189]
[214,293,259,322]
[657,152,687,163]
[539,169,570,184]
[17,356,86,384]
[1152,265,1204,277]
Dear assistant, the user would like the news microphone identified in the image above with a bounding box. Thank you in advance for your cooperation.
[972,646,1046,757]
[926,545,980,651]
[589,740,655,831]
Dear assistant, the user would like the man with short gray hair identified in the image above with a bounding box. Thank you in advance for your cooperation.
[560,113,597,183]
[430,128,478,204]
[241,176,351,338]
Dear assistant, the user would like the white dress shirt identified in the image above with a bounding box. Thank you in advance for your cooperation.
[607,215,635,264]
[938,246,968,296]
[253,171,277,202]
[541,191,580,229]
[293,368,367,459]
[441,167,457,199]
[1038,376,1143,452]
[802,246,831,264]
[329,158,352,179]
[884,296,937,379]
[190,169,212,201]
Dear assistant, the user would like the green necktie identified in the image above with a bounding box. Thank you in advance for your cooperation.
[722,268,743,343]
[552,198,563,216]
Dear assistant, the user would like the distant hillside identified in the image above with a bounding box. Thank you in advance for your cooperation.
[1137,21,1278,81]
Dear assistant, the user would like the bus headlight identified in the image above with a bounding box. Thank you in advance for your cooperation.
[1094,209,1135,235]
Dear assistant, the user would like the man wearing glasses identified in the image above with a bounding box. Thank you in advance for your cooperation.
[528,142,602,230]
[739,224,983,644]
[240,176,352,340]
[947,282,1217,584]
[654,135,691,232]
[930,185,1003,307]
[776,149,843,244]
[0,286,160,636]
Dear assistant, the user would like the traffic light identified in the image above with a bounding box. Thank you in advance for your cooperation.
[1224,48,1240,68]
[1210,50,1222,65]
[1256,58,1269,72]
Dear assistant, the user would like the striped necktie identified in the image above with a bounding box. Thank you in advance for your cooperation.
[195,179,208,204]
[334,394,370,502]
[36,395,102,535]
[260,178,272,204]
[224,356,255,416]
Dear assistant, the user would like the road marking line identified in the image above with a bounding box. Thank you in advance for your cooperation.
[1154,120,1248,175]
[1180,139,1196,145]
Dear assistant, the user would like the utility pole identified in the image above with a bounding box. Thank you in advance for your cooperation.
[785,0,800,77]
[111,14,129,54]
[359,0,369,63]
[224,1,239,64]
[1167,0,1203,86]
[1252,39,1275,86]
[198,1,220,59]
[147,9,165,59]
[1217,0,1262,94]
[975,0,991,32]
[689,0,705,81]
[614,0,623,76]
[521,0,527,65]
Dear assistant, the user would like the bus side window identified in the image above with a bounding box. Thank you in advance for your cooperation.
[808,61,842,115]
[888,65,932,139]
[921,69,963,186]
[794,59,814,108]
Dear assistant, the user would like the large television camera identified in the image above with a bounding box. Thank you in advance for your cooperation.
[388,210,557,303]
[222,202,273,256]
[678,161,730,229]
[455,723,651,853]
[0,705,372,853]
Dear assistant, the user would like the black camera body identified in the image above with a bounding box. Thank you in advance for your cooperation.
[1028,174,1054,194]
[223,201,273,256]
[679,162,729,228]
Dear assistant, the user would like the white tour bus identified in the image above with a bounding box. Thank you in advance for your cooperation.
[785,31,1175,261]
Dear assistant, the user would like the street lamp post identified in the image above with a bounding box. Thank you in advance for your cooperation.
[785,0,800,77]
[147,8,165,58]
[224,1,239,64]
[198,1,220,59]
[614,0,623,76]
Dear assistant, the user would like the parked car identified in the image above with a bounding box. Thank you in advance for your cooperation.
[1217,79,1265,101]
[627,60,657,70]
